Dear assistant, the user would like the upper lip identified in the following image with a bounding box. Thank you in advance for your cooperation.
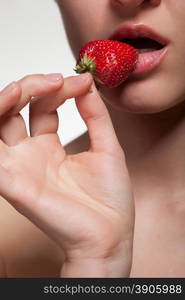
[109,24,169,47]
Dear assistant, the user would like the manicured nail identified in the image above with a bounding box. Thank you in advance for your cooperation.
[44,73,63,82]
[1,82,16,95]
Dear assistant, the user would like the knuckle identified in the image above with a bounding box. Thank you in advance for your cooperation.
[107,141,125,160]
[107,144,125,161]
[0,81,21,97]
[0,83,21,117]
[19,73,43,83]
[86,113,107,123]
[117,146,126,160]
[11,81,22,96]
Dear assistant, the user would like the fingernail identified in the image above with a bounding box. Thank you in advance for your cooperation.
[73,73,92,83]
[44,73,63,82]
[1,82,16,95]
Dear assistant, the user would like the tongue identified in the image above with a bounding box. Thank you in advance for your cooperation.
[123,38,162,50]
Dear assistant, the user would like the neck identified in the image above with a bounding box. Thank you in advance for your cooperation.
[105,101,185,200]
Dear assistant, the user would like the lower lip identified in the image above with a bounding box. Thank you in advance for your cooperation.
[131,47,168,75]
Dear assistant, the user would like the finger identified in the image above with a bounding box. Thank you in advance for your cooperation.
[0,114,28,146]
[0,82,21,117]
[10,73,64,115]
[75,81,123,155]
[29,73,93,137]
[0,82,27,146]
[0,74,63,146]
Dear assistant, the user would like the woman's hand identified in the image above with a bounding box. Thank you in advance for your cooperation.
[0,73,134,277]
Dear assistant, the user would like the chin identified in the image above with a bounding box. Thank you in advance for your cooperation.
[118,81,171,114]
[101,75,183,115]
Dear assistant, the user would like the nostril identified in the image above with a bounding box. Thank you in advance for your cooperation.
[149,0,161,5]
[112,0,145,8]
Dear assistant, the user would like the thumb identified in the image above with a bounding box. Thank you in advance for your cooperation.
[75,80,123,156]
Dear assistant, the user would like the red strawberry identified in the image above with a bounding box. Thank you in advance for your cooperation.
[74,39,138,88]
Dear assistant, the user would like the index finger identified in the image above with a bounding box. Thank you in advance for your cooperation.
[29,73,93,114]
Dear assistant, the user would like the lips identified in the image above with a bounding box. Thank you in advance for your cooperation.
[109,24,169,76]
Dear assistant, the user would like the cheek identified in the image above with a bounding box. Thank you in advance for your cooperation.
[60,1,110,56]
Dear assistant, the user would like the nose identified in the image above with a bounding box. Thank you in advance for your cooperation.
[112,0,161,8]
[114,0,145,7]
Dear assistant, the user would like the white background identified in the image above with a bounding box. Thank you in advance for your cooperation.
[0,0,87,145]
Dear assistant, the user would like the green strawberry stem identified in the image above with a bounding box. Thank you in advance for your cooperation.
[74,53,96,73]
[74,52,103,89]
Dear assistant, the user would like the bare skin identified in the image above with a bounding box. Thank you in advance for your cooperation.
[58,0,185,277]
[0,0,185,277]
[0,73,134,278]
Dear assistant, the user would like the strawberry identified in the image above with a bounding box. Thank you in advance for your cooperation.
[74,39,138,88]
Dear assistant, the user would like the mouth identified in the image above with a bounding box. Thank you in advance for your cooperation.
[109,24,169,75]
